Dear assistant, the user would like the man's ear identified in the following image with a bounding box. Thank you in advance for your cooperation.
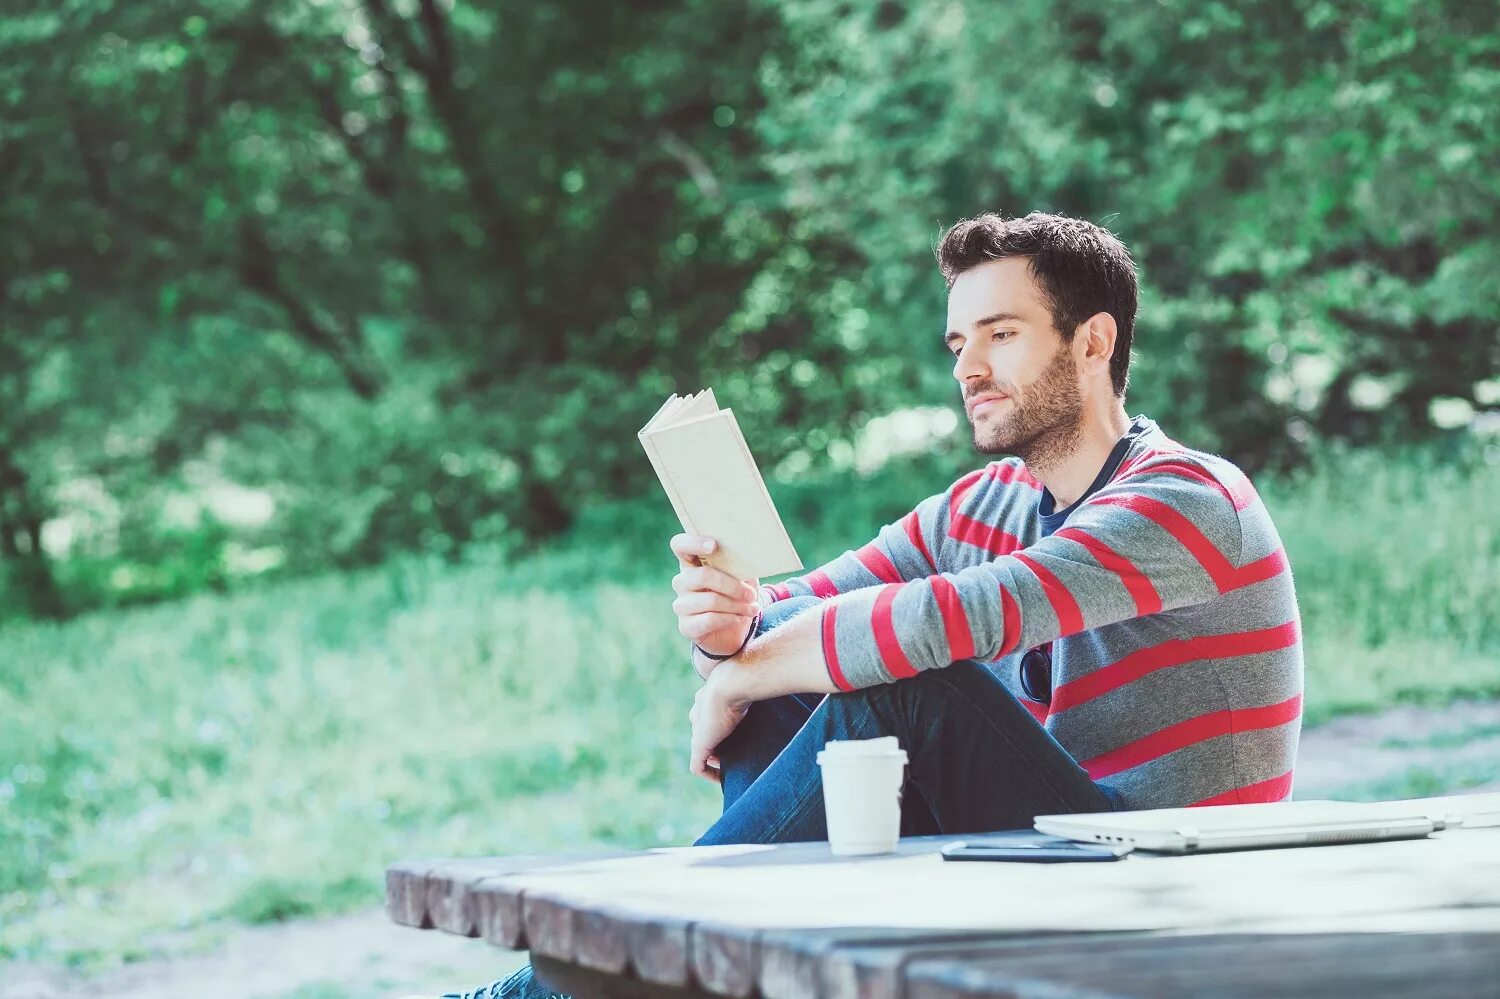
[1078,312,1118,382]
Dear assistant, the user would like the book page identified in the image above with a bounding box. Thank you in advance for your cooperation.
[668,389,717,425]
[645,389,717,434]
[641,393,681,434]
[640,407,801,581]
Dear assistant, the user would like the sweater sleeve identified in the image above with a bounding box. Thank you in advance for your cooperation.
[818,455,1248,691]
[755,480,956,610]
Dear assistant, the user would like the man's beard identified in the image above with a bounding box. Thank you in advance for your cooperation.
[968,340,1084,468]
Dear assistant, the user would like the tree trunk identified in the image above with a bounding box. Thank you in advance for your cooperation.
[510,451,574,547]
[0,451,68,619]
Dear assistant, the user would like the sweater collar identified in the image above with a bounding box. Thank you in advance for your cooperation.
[1036,415,1156,531]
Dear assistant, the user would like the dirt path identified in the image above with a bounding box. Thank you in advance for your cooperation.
[0,909,531,999]
[5,698,1498,999]
[1292,698,1500,797]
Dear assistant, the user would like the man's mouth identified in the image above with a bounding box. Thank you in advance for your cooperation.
[968,394,1008,416]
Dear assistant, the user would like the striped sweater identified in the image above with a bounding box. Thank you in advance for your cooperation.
[759,416,1303,810]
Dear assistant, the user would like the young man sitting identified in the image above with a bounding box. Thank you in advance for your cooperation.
[428,211,1303,999]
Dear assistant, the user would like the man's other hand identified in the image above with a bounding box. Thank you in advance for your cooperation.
[689,669,751,783]
[670,534,761,660]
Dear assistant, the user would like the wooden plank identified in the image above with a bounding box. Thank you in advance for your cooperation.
[532,954,721,999]
[881,909,1500,999]
[457,830,1499,945]
[672,834,984,990]
[386,849,637,948]
[530,836,963,990]
[758,927,978,999]
[746,835,1133,998]
[473,873,530,950]
[517,837,1059,993]
[842,932,1165,999]
[763,928,1102,999]
[484,857,662,954]
[573,902,635,975]
[903,929,1500,999]
[691,920,760,999]
[526,888,582,966]
[630,915,695,989]
[511,848,775,969]
[385,858,439,928]
[596,830,1496,997]
[425,857,515,937]
[569,904,698,984]
[507,842,863,987]
[395,830,1500,997]
[520,893,694,986]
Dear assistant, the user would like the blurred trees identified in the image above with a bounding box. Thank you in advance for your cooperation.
[758,0,1500,465]
[1,0,1496,618]
[1,0,849,614]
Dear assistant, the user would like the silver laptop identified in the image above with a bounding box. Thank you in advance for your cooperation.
[1033,798,1452,854]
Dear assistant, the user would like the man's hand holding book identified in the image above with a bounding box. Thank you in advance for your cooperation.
[670,533,761,678]
[640,388,802,681]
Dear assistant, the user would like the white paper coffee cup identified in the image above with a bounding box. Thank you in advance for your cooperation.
[815,737,908,855]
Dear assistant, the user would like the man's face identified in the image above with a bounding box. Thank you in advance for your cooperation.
[943,257,1084,463]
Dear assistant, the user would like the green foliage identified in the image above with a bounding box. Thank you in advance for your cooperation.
[54,515,236,612]
[0,0,863,603]
[224,874,371,925]
[1,0,1496,618]
[1,444,1496,965]
[756,0,1500,464]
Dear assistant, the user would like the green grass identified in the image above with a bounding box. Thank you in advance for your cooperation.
[1,443,1497,966]
[0,565,716,965]
[1381,721,1500,751]
[1257,444,1500,724]
[1329,761,1500,802]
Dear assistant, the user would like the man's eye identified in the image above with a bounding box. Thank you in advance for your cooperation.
[992,330,1015,341]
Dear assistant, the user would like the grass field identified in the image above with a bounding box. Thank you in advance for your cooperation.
[2,443,1497,966]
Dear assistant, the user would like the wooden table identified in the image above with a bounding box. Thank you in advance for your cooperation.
[387,829,1500,998]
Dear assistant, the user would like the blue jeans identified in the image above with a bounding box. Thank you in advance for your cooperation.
[693,595,1116,845]
[493,596,1116,998]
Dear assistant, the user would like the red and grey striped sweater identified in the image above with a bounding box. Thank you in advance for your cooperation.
[759,416,1303,810]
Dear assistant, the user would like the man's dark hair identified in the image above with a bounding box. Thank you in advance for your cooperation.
[934,212,1138,396]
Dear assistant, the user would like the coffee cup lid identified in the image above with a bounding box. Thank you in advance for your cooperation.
[822,736,899,753]
[817,736,907,763]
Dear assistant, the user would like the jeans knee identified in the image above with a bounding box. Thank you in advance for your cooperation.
[824,665,963,722]
[824,680,897,715]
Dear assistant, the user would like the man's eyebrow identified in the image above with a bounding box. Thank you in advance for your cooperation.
[941,312,1027,344]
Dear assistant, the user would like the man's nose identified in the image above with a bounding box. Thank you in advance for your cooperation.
[952,339,991,383]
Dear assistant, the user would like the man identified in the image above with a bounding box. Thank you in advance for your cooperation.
[429,211,1303,998]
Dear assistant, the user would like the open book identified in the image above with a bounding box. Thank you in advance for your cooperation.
[638,389,803,582]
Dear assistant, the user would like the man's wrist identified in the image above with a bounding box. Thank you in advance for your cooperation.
[691,643,717,681]
[692,611,761,664]
[704,658,753,708]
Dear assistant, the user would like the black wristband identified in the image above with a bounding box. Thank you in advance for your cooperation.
[693,611,761,661]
